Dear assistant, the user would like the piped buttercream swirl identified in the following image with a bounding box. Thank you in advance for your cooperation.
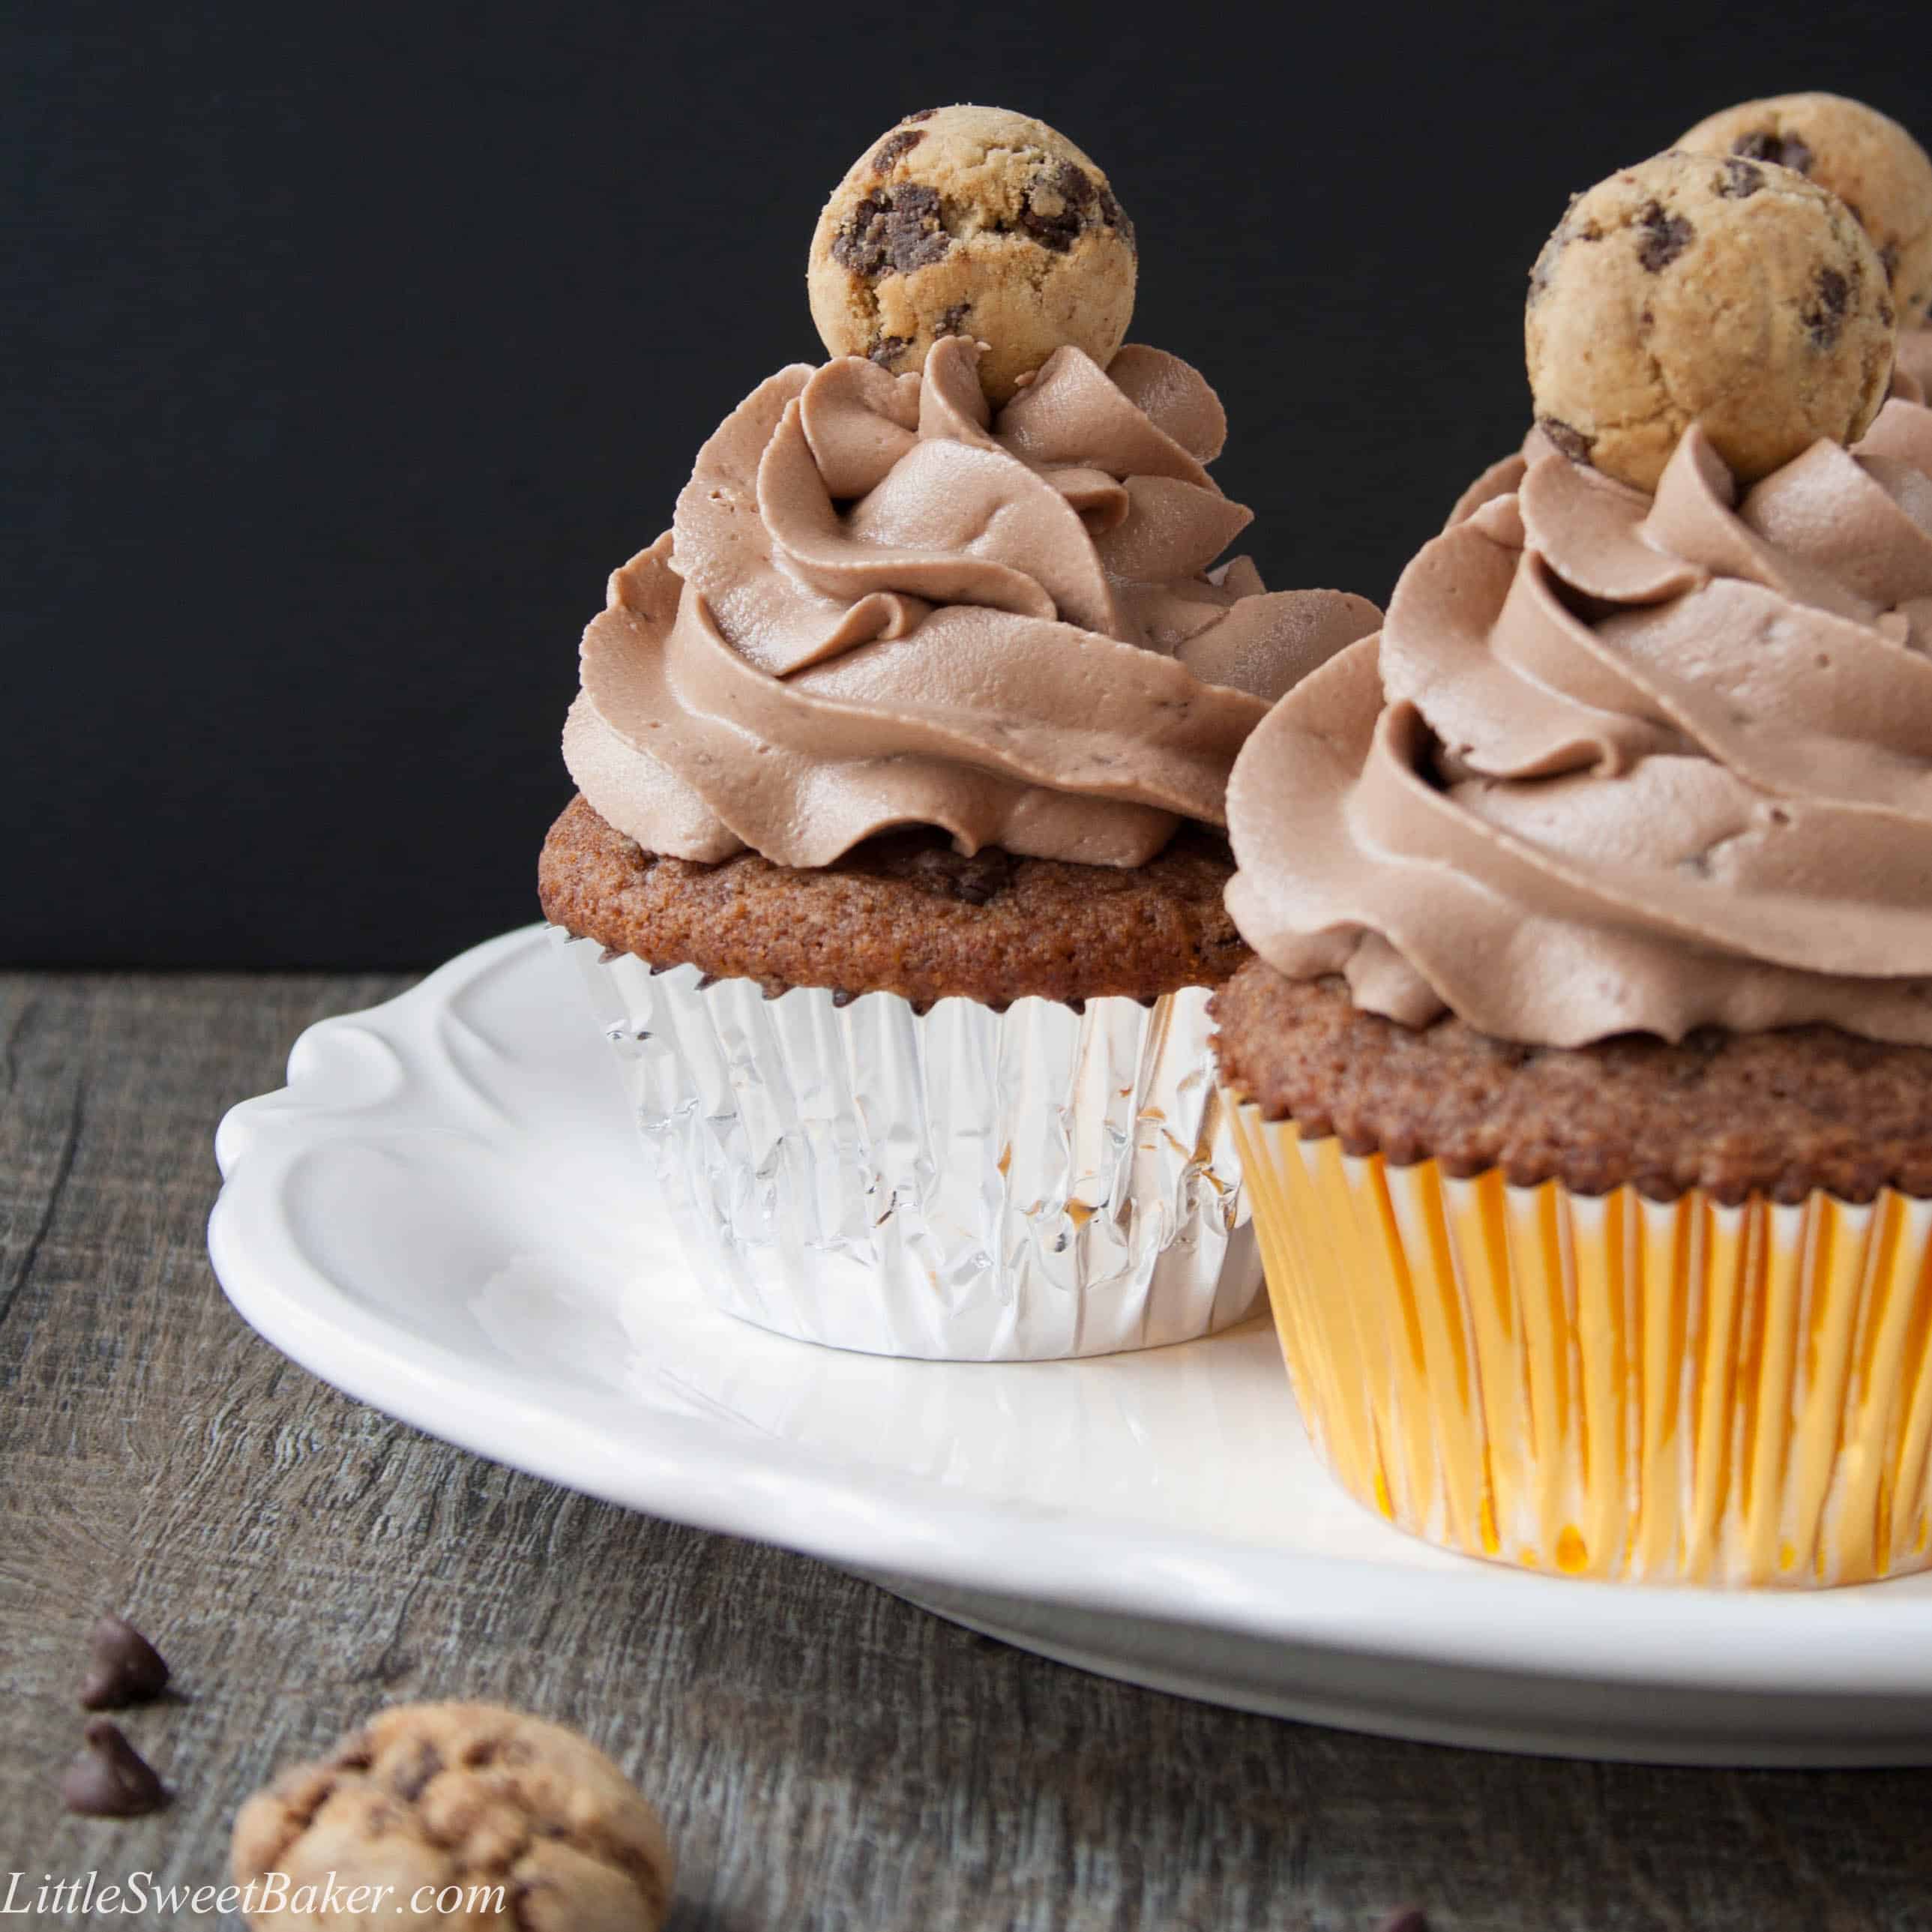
[1899,325,1932,402]
[1227,391,1932,1047]
[564,336,1379,869]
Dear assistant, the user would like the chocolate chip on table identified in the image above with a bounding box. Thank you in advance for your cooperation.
[1636,199,1694,271]
[1717,157,1766,198]
[62,1718,169,1817]
[1732,128,1814,174]
[79,1613,170,1710]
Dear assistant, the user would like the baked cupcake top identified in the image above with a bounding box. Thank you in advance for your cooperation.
[1225,147,1932,1052]
[562,109,1379,875]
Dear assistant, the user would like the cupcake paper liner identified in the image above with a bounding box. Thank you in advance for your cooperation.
[559,932,1261,1360]
[1231,1104,1932,1588]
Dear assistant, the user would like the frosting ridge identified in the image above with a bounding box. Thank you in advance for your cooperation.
[1227,394,1932,1047]
[565,337,1379,869]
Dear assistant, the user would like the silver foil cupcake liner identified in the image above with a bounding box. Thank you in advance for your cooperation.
[555,931,1260,1359]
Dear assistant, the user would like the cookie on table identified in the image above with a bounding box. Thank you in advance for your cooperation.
[1677,92,1932,325]
[1526,148,1895,490]
[807,103,1137,404]
[230,1703,673,1930]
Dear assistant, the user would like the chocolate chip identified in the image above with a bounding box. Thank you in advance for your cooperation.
[79,1614,169,1710]
[1636,199,1694,271]
[946,850,1015,905]
[904,107,938,122]
[1538,418,1596,466]
[831,184,952,279]
[1018,161,1095,252]
[391,1739,443,1801]
[883,843,1017,904]
[1802,265,1852,348]
[61,1719,168,1817]
[1716,157,1765,199]
[1880,241,1901,280]
[1880,296,1896,329]
[1732,129,1814,175]
[1097,184,1136,253]
[870,129,924,175]
[867,334,912,367]
[935,302,972,337]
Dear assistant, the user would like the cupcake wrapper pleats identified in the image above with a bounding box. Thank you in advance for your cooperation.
[1232,1105,1932,1587]
[559,932,1261,1360]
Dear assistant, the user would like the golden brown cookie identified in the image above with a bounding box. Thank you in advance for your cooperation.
[1677,92,1932,325]
[1525,149,1895,492]
[230,1703,672,1931]
[807,104,1136,405]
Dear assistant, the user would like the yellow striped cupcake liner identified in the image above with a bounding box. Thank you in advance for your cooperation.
[1230,1105,1932,1588]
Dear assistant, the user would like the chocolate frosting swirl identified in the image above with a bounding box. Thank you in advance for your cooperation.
[565,336,1379,869]
[1227,392,1932,1047]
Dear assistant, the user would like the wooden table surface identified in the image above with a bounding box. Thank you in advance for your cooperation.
[4,969,1932,1930]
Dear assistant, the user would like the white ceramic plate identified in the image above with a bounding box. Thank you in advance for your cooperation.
[209,928,1932,1766]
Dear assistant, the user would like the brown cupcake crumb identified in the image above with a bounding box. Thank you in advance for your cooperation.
[1213,965,1932,1207]
[539,795,1248,1009]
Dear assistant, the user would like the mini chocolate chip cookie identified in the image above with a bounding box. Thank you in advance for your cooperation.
[230,1703,673,1931]
[1526,149,1894,492]
[807,104,1137,404]
[1677,93,1932,326]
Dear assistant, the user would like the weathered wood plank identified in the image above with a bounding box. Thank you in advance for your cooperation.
[3,971,1932,1929]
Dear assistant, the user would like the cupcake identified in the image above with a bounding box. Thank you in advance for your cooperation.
[540,106,1379,1361]
[1676,93,1932,400]
[1215,145,1932,1587]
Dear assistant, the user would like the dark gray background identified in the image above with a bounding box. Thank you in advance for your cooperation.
[13,1,1922,965]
